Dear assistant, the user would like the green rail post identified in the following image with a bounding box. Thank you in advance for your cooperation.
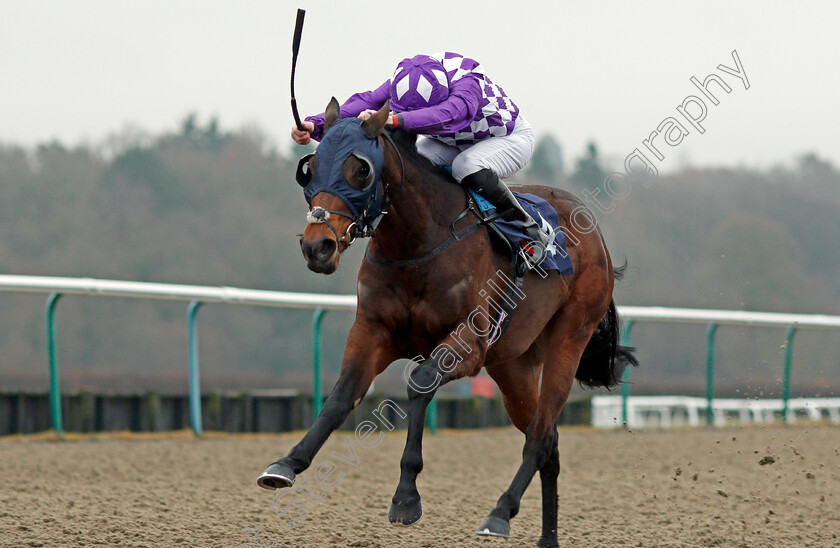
[620,319,635,429]
[186,300,203,437]
[45,293,64,437]
[312,308,326,421]
[426,394,438,434]
[781,325,797,423]
[705,322,719,426]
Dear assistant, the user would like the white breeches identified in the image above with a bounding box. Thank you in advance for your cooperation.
[415,116,536,181]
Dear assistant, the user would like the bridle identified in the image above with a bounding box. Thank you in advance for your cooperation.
[302,130,405,247]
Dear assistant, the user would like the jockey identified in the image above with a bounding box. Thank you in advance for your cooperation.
[291,52,553,268]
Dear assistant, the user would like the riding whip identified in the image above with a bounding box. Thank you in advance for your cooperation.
[290,8,306,131]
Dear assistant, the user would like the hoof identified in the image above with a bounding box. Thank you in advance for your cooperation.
[475,515,510,538]
[538,537,559,548]
[256,462,296,490]
[388,499,423,526]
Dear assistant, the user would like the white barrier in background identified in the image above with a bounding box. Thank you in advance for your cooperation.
[592,395,840,429]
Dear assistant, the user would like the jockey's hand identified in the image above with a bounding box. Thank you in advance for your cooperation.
[359,109,397,125]
[291,120,315,145]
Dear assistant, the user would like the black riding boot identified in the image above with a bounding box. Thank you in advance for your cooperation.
[461,169,554,268]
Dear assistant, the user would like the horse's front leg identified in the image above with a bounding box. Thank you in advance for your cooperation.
[257,320,396,490]
[389,333,483,525]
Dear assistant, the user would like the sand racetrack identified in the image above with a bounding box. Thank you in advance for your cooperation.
[1,424,838,547]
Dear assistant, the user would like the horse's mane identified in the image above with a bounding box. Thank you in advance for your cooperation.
[386,128,421,161]
[386,129,456,184]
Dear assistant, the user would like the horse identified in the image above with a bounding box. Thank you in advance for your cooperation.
[257,98,637,547]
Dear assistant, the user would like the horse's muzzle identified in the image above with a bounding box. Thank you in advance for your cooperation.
[300,236,338,274]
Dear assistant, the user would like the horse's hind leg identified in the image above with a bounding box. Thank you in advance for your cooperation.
[489,350,561,547]
[487,351,561,546]
[486,345,541,433]
[477,300,605,547]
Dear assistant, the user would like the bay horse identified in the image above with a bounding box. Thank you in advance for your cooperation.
[258,99,637,547]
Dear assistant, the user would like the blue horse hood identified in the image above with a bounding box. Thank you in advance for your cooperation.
[303,118,385,221]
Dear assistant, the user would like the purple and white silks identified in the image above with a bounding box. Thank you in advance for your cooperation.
[306,52,519,147]
[424,52,519,147]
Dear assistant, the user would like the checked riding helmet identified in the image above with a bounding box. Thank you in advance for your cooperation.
[388,55,450,112]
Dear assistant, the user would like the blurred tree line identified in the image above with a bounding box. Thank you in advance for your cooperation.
[0,123,837,398]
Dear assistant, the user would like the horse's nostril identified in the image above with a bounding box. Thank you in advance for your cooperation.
[315,239,337,261]
[301,238,336,263]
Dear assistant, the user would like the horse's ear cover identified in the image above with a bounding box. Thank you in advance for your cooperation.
[361,100,391,139]
[324,97,341,132]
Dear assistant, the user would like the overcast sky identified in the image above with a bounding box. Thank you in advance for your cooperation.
[1,1,838,172]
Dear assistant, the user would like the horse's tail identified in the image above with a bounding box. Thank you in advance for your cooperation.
[575,299,638,389]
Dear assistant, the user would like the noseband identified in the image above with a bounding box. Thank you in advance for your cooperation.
[305,206,358,245]
[304,131,404,247]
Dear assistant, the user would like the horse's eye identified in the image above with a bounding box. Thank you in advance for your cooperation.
[357,164,369,178]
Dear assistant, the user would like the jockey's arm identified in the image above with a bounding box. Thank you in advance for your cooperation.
[303,80,391,141]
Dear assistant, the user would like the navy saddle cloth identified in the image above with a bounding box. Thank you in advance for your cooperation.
[467,188,574,276]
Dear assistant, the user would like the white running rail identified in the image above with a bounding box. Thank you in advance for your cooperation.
[1,275,839,435]
[0,275,357,309]
[592,395,840,429]
[2,275,840,326]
